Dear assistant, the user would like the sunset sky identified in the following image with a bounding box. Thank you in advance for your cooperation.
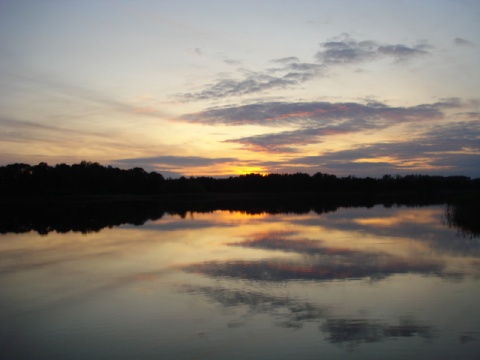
[1,0,479,178]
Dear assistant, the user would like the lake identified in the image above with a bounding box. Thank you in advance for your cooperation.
[1,202,479,359]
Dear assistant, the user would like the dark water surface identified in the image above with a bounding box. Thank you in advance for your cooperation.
[1,204,479,359]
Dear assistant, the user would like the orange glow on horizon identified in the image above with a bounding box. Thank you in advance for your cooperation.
[229,166,268,176]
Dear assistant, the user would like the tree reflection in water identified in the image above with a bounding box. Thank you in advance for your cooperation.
[2,196,478,237]
[445,198,480,238]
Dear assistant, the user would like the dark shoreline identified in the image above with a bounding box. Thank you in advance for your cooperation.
[3,162,479,200]
[1,188,478,205]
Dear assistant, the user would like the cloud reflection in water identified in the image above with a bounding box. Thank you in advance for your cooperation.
[180,284,435,347]
[183,232,445,282]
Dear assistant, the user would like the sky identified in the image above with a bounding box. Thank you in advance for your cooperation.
[0,0,479,178]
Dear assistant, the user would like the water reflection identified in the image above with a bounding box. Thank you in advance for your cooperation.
[183,256,445,282]
[0,201,166,234]
[2,196,478,237]
[445,200,480,238]
[322,317,433,346]
[1,203,480,359]
[180,284,435,348]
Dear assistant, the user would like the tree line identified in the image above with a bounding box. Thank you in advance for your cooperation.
[0,161,163,196]
[1,161,479,196]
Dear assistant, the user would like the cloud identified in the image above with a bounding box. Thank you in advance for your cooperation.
[115,155,236,168]
[178,97,479,176]
[180,74,299,101]
[0,115,112,145]
[429,153,480,175]
[178,35,431,101]
[454,37,475,46]
[223,58,241,65]
[180,99,467,156]
[181,100,446,127]
[180,60,324,101]
[218,117,479,176]
[377,43,431,62]
[425,119,480,143]
[271,56,300,64]
[315,39,379,64]
[316,36,431,64]
[278,62,325,82]
[224,126,352,153]
[182,100,449,153]
[0,117,69,144]
[284,120,480,176]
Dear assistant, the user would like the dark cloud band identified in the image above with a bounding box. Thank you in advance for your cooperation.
[181,100,446,126]
[115,155,236,168]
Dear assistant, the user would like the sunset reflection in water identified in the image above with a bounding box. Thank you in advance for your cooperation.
[1,205,479,359]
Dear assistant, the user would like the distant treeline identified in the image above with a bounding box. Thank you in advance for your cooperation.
[1,161,479,196]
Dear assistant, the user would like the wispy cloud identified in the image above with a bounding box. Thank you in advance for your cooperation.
[271,56,300,64]
[1,72,170,120]
[115,155,236,167]
[316,37,431,64]
[114,155,237,174]
[0,115,109,144]
[224,126,351,153]
[179,60,324,102]
[223,58,241,65]
[180,74,299,101]
[454,37,475,46]
[178,35,431,101]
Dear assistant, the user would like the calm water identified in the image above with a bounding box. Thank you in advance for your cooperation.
[1,204,479,359]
